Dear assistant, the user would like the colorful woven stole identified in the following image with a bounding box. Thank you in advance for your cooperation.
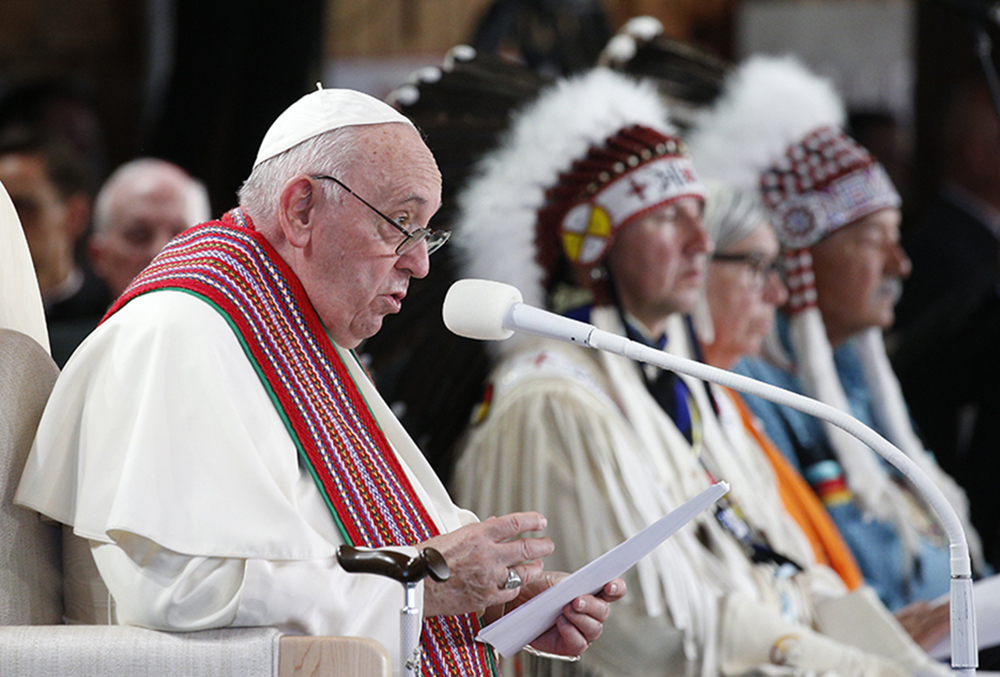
[105,209,495,676]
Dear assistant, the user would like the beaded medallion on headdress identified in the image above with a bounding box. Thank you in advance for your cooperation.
[559,134,701,264]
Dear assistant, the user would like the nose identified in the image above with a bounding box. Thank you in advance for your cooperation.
[886,241,911,279]
[397,239,431,279]
[683,212,714,256]
[762,269,788,306]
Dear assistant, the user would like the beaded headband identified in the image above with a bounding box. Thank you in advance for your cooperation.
[537,124,705,280]
[760,126,901,251]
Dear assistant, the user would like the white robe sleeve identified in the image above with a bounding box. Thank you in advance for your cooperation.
[91,536,419,666]
[17,292,342,558]
[17,290,475,677]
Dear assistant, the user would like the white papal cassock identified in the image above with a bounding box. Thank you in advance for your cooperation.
[15,290,478,674]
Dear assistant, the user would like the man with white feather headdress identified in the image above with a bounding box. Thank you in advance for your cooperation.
[452,64,949,677]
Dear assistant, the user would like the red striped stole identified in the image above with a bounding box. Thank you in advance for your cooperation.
[106,209,495,676]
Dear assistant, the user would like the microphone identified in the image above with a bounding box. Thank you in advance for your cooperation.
[442,277,596,344]
[934,0,1000,27]
[443,278,979,674]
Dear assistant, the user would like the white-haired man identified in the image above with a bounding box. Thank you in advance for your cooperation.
[89,158,211,298]
[15,88,623,676]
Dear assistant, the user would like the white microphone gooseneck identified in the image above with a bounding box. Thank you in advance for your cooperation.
[443,278,977,674]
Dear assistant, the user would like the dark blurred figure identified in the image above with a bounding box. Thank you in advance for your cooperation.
[893,276,1000,570]
[895,76,1000,331]
[891,75,1000,569]
[0,78,108,189]
[471,0,612,76]
[0,128,109,366]
[145,0,324,215]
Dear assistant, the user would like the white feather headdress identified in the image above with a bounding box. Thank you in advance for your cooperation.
[687,55,844,187]
[689,55,905,523]
[452,67,675,312]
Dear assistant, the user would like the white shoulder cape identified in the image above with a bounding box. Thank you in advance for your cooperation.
[16,290,475,559]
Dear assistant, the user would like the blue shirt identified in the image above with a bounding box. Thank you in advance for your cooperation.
[733,316,950,610]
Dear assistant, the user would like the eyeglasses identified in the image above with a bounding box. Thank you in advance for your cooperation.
[711,251,783,291]
[311,174,450,256]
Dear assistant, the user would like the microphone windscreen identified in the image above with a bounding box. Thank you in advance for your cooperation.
[443,279,522,340]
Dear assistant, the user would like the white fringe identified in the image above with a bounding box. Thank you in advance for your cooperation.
[854,327,984,569]
[787,308,920,565]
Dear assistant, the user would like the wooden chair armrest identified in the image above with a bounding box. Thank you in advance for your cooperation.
[278,635,392,677]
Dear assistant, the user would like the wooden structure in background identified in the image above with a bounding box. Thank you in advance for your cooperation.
[325,0,736,59]
[326,0,496,56]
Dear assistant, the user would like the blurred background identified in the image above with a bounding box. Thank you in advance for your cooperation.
[1,0,995,218]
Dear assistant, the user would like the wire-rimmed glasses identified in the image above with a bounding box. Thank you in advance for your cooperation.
[311,174,450,256]
[711,251,783,291]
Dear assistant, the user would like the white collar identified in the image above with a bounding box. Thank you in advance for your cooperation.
[43,266,84,308]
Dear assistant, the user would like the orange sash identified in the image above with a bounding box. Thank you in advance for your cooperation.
[726,387,863,590]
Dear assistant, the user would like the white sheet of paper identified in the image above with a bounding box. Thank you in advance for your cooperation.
[929,574,1000,659]
[477,481,729,657]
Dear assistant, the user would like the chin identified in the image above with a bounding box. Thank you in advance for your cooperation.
[335,316,384,348]
[667,293,700,317]
[361,318,386,341]
[872,308,895,331]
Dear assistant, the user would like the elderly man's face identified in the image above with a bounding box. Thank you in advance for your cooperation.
[90,172,196,297]
[606,196,712,336]
[302,124,441,348]
[811,207,910,346]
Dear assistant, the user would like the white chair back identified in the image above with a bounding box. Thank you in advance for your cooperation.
[0,328,62,624]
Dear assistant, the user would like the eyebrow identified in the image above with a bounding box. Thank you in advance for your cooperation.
[376,192,428,212]
[392,193,442,220]
[397,194,428,206]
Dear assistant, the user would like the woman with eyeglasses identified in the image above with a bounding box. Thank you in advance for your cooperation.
[699,184,786,373]
[694,180,867,593]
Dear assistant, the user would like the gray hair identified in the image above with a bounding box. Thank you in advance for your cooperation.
[701,182,770,252]
[93,158,211,234]
[692,182,773,345]
[237,124,372,226]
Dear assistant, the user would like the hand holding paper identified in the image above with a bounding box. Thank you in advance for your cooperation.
[501,571,626,658]
[478,481,729,657]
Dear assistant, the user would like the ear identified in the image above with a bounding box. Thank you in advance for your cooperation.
[87,236,110,278]
[64,193,92,242]
[277,176,319,249]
